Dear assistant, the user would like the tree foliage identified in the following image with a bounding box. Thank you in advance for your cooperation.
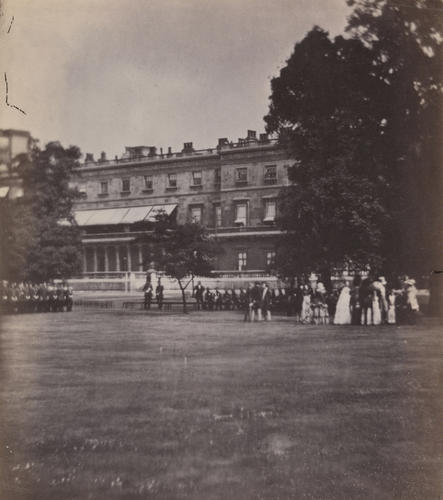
[0,142,83,282]
[265,0,442,279]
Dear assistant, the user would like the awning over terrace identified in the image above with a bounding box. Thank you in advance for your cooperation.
[73,204,177,226]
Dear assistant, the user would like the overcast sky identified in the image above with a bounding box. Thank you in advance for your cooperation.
[0,0,351,158]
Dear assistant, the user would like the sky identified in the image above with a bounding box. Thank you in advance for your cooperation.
[0,0,351,158]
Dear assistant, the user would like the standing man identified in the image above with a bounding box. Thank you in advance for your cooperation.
[156,279,164,310]
[194,281,205,310]
[143,278,153,310]
[260,282,272,321]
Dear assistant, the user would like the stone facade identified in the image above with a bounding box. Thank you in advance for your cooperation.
[72,131,293,274]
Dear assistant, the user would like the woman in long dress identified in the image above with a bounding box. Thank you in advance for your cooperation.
[387,290,396,324]
[333,284,352,325]
[300,286,312,324]
[371,289,382,325]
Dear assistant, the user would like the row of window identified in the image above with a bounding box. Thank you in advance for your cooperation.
[189,199,276,226]
[91,165,278,196]
[237,250,276,271]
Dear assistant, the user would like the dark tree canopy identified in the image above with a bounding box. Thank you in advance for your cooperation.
[0,142,83,282]
[265,0,442,280]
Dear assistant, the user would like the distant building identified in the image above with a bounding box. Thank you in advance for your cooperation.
[0,129,35,200]
[70,130,293,275]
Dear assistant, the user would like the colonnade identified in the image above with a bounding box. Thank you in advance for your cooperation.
[82,243,146,273]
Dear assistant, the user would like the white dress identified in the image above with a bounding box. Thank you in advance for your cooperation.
[372,292,382,325]
[334,286,351,325]
[387,294,396,324]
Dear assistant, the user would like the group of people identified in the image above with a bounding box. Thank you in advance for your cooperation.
[193,281,273,319]
[332,276,420,326]
[142,279,164,310]
[192,276,421,325]
[0,280,74,314]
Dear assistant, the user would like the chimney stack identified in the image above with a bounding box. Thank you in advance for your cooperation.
[100,151,107,161]
[167,147,172,156]
[247,130,257,140]
[182,142,194,153]
[85,153,94,162]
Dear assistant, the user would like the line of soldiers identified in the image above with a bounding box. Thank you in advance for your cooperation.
[0,281,74,314]
[193,281,275,319]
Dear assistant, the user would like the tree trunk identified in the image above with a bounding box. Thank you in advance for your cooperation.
[178,280,188,314]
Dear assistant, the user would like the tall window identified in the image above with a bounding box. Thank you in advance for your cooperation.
[190,206,202,224]
[235,202,248,226]
[214,204,222,227]
[266,251,276,267]
[264,165,277,184]
[192,171,202,186]
[235,167,247,185]
[168,173,177,188]
[144,175,153,190]
[122,178,130,192]
[237,250,247,271]
[100,181,108,195]
[214,169,221,186]
[264,199,276,222]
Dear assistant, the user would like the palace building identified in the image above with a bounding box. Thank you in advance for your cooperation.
[71,130,293,275]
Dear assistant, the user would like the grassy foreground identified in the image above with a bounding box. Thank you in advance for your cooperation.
[0,310,442,500]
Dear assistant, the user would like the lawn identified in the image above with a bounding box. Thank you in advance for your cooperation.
[0,310,442,500]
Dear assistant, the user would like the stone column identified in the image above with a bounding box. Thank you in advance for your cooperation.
[127,244,132,272]
[116,246,120,272]
[93,246,98,273]
[104,246,109,272]
[138,244,143,272]
[82,248,87,274]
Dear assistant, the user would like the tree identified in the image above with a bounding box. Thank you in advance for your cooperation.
[0,142,83,282]
[346,0,443,301]
[265,0,442,283]
[141,216,219,313]
[265,27,392,279]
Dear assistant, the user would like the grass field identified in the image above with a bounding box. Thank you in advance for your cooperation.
[0,310,442,500]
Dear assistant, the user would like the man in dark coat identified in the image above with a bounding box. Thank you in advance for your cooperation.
[143,278,153,310]
[155,279,164,310]
[194,281,205,310]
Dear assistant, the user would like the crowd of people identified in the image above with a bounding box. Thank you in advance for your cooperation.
[0,281,74,314]
[192,276,421,325]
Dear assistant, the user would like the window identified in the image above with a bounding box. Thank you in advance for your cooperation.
[264,165,277,184]
[122,178,130,192]
[214,204,222,227]
[192,171,202,186]
[190,206,202,224]
[168,173,177,188]
[100,181,108,195]
[237,250,247,271]
[235,167,247,185]
[264,199,276,222]
[235,202,248,226]
[77,183,87,198]
[144,175,153,190]
[266,251,276,267]
[214,169,221,186]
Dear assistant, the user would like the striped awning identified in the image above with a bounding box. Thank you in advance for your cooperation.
[74,204,177,226]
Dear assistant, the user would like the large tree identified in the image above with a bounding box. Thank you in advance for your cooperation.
[265,27,392,279]
[0,142,83,282]
[265,0,442,283]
